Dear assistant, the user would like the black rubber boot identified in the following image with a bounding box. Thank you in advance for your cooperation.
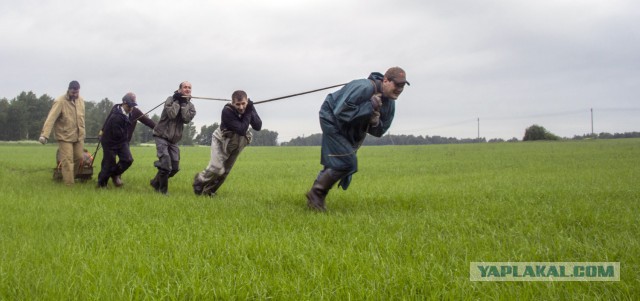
[306,169,345,211]
[202,174,228,196]
[157,172,169,195]
[150,173,159,190]
[193,173,204,195]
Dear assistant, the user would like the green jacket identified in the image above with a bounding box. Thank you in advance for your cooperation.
[153,96,196,144]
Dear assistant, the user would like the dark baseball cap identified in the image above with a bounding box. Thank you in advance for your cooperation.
[384,67,410,86]
[122,92,138,107]
[68,80,80,90]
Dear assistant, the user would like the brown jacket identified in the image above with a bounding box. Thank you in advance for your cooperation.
[40,93,86,142]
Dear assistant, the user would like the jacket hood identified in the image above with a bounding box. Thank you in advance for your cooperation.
[367,72,384,81]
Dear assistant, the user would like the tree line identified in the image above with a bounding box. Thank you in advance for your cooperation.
[0,91,278,146]
[2,91,638,146]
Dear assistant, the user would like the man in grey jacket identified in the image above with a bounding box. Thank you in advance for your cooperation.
[150,81,196,194]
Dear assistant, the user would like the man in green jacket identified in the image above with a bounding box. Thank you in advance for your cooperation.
[150,81,197,194]
[39,80,86,186]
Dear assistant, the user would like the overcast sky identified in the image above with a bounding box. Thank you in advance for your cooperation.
[1,0,638,141]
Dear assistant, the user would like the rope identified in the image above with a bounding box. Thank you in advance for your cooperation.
[253,83,347,104]
[136,82,347,120]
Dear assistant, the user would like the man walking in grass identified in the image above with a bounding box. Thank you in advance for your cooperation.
[97,92,156,188]
[39,80,86,186]
[150,81,196,194]
[193,90,262,196]
[306,67,409,211]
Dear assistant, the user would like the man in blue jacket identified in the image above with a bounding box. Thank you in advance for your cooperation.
[306,67,409,211]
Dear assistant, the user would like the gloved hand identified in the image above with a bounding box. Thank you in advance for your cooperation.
[39,136,48,145]
[369,111,380,126]
[98,130,103,142]
[246,99,255,112]
[370,93,382,111]
[173,91,187,104]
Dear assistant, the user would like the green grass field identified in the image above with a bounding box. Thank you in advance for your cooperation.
[1,139,638,300]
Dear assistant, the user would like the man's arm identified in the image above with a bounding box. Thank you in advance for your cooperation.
[180,101,196,123]
[132,107,156,129]
[248,101,262,131]
[221,105,253,135]
[165,96,181,120]
[332,80,376,127]
[40,100,62,140]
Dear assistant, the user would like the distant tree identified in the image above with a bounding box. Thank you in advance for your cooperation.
[282,133,323,146]
[195,123,219,146]
[523,124,559,141]
[86,98,115,140]
[0,98,8,140]
[250,128,278,146]
[134,114,159,144]
[180,121,197,146]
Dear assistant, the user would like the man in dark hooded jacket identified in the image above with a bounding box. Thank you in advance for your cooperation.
[192,90,262,196]
[97,92,157,187]
[97,93,138,187]
[150,81,196,194]
[306,67,409,211]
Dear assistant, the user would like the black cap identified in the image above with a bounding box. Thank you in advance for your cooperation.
[68,80,80,90]
[122,92,138,107]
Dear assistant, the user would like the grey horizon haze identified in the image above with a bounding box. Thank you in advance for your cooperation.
[1,0,638,142]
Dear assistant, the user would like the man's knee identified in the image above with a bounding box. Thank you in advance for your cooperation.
[168,160,180,177]
[120,158,133,170]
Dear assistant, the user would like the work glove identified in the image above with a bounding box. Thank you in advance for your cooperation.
[38,136,48,145]
[173,91,188,104]
[369,111,380,126]
[246,99,255,112]
[370,93,382,111]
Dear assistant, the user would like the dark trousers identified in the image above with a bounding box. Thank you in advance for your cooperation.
[97,143,133,186]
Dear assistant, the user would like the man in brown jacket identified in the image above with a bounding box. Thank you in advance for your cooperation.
[39,80,86,185]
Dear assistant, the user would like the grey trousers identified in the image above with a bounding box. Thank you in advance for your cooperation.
[194,129,250,194]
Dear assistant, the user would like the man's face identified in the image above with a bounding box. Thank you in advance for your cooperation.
[232,97,248,114]
[122,104,133,113]
[179,82,192,96]
[67,88,79,101]
[381,78,405,100]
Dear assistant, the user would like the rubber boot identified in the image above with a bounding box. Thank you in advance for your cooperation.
[157,171,169,195]
[202,174,228,196]
[112,175,123,187]
[193,173,204,195]
[306,169,344,211]
[150,173,160,191]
